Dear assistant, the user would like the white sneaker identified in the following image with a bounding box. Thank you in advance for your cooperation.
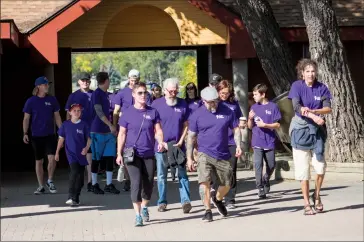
[34,186,45,195]
[65,199,73,205]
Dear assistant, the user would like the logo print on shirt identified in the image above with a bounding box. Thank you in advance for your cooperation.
[143,114,152,120]
[45,102,52,106]
[265,110,272,115]
[174,108,182,113]
[314,96,321,101]
[76,129,83,134]
[216,115,225,119]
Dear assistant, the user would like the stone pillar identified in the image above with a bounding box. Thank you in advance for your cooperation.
[232,59,249,154]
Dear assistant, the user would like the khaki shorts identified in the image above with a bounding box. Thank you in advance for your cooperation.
[197,152,233,187]
[292,148,327,180]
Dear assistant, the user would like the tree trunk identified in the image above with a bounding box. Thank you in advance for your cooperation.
[299,0,364,162]
[235,0,296,95]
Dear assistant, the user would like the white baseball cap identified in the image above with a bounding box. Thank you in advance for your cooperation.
[128,69,140,79]
[201,86,219,101]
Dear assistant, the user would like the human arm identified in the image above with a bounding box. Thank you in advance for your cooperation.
[81,137,92,155]
[233,127,242,157]
[247,110,255,129]
[95,104,117,135]
[55,137,65,161]
[174,121,188,147]
[54,112,62,129]
[155,123,164,152]
[116,126,127,165]
[113,104,121,127]
[23,113,31,144]
[186,130,197,171]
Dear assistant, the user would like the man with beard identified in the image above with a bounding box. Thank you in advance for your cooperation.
[151,78,192,214]
[186,86,242,222]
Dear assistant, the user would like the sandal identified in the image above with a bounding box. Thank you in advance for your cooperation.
[303,204,315,215]
[311,191,324,213]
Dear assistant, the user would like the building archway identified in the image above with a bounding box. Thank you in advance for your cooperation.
[103,4,181,48]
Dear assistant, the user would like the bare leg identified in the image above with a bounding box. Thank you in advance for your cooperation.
[35,159,44,186]
[301,180,310,205]
[133,202,142,215]
[216,185,230,201]
[200,182,211,210]
[315,174,325,198]
[141,199,149,208]
[86,153,92,183]
[47,155,56,180]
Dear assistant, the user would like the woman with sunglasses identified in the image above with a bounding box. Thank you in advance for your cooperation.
[116,82,164,226]
[212,80,243,210]
[185,82,202,114]
[151,83,163,101]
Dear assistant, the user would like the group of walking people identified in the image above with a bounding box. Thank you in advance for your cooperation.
[22,58,332,226]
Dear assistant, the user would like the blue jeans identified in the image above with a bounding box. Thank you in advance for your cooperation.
[155,152,191,205]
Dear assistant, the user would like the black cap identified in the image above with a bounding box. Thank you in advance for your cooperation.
[79,72,91,80]
[209,73,223,86]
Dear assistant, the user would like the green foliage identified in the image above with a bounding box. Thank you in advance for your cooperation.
[72,50,197,93]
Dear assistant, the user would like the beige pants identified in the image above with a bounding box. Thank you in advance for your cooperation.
[292,148,326,181]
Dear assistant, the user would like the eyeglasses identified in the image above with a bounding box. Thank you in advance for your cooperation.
[153,89,161,92]
[137,91,148,96]
[186,86,194,90]
[165,89,178,95]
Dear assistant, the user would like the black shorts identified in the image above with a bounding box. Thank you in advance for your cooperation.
[31,135,57,160]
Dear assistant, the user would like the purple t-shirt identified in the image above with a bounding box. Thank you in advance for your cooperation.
[119,106,160,158]
[23,95,60,137]
[108,92,115,123]
[90,88,111,133]
[112,86,152,113]
[189,103,238,160]
[151,97,190,151]
[65,89,93,126]
[288,80,332,117]
[221,100,243,146]
[58,120,90,165]
[250,102,281,150]
[186,98,202,115]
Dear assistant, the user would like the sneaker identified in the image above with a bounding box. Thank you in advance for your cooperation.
[65,199,73,205]
[158,204,167,212]
[141,207,150,222]
[258,189,267,199]
[182,202,192,214]
[92,183,105,194]
[226,203,236,210]
[135,215,144,227]
[70,200,80,207]
[263,181,271,194]
[104,184,120,194]
[123,180,131,192]
[46,182,57,194]
[211,196,228,217]
[34,186,45,195]
[87,182,92,192]
[202,209,213,222]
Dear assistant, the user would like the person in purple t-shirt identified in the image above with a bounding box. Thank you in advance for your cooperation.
[247,84,281,199]
[23,76,62,195]
[89,72,120,195]
[211,79,243,209]
[288,59,332,215]
[116,82,164,226]
[151,78,192,214]
[65,72,93,192]
[55,104,91,206]
[187,86,242,222]
[185,82,202,115]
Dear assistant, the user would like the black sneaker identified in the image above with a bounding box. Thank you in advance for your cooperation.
[263,181,271,194]
[92,183,104,194]
[211,196,228,217]
[122,180,131,192]
[182,202,192,214]
[258,189,267,199]
[87,182,92,192]
[104,183,120,194]
[202,209,213,222]
[46,182,57,194]
[34,186,45,195]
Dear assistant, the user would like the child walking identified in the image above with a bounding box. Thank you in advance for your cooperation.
[247,84,282,199]
[55,103,91,206]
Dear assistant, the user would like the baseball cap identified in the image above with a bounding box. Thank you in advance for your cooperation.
[239,117,247,121]
[128,69,140,79]
[79,72,91,80]
[201,86,219,101]
[209,73,222,86]
[34,76,51,86]
[69,103,83,111]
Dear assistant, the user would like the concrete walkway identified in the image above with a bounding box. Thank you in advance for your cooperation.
[1,170,363,241]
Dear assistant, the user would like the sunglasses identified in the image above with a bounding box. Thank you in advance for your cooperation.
[186,86,194,90]
[166,89,178,95]
[80,79,91,83]
[136,91,148,96]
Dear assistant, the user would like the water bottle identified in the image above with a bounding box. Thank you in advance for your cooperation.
[117,165,124,182]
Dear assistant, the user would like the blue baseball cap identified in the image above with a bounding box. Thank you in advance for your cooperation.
[34,76,52,86]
